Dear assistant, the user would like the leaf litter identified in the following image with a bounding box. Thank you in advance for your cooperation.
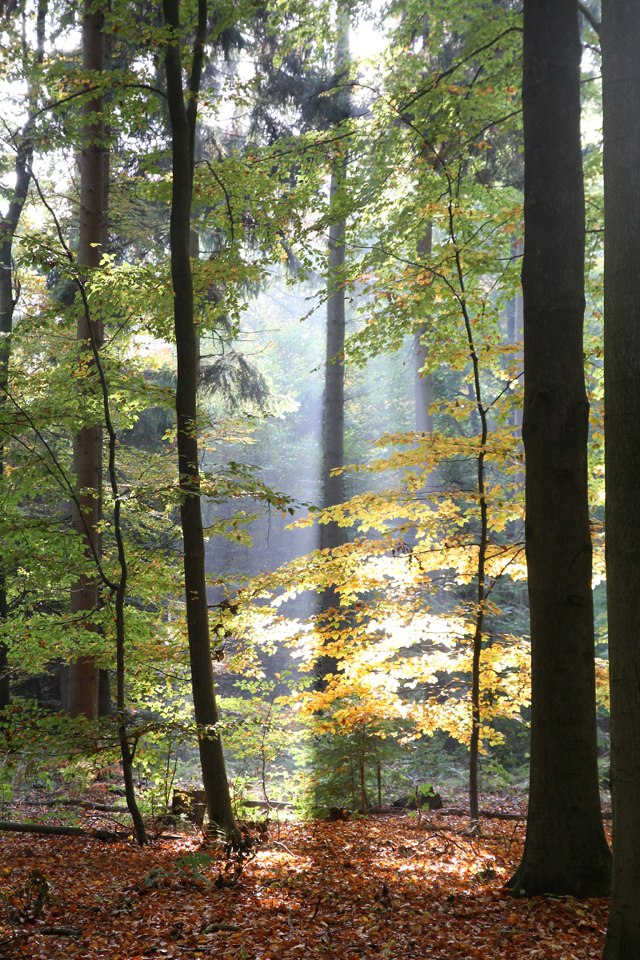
[0,808,607,959]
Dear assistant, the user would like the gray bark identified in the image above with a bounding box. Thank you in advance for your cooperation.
[601,0,640,952]
[507,0,610,896]
[320,0,350,554]
[414,224,434,437]
[316,0,350,689]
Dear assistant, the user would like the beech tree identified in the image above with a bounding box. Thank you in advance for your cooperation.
[163,0,238,842]
[507,0,610,896]
[601,0,640,952]
[0,0,47,710]
[68,0,107,719]
[316,0,351,689]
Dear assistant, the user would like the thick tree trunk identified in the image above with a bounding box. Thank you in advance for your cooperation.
[163,0,238,843]
[507,0,610,897]
[601,1,640,953]
[68,0,106,720]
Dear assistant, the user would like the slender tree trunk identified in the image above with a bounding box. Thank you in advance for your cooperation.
[163,0,238,843]
[506,235,524,449]
[0,1,47,710]
[507,0,610,896]
[320,163,347,552]
[68,0,106,720]
[316,0,350,689]
[601,1,640,953]
[72,265,147,843]
[0,233,17,709]
[98,22,114,719]
[445,195,488,833]
[358,729,368,812]
[414,223,434,437]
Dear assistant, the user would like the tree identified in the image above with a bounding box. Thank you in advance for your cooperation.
[163,0,238,842]
[413,224,434,436]
[507,0,610,896]
[316,0,352,689]
[0,0,47,710]
[601,0,640,952]
[68,0,107,719]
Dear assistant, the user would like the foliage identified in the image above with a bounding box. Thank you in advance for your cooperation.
[0,0,611,836]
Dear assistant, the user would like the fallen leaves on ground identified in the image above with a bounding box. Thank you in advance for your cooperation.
[0,807,608,959]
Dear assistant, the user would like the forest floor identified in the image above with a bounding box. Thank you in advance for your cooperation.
[0,797,608,960]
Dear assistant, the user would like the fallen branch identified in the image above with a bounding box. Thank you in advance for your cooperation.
[29,799,129,813]
[0,820,125,841]
[438,806,612,822]
[439,807,525,821]
[243,799,293,810]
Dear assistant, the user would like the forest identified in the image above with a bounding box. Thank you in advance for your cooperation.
[0,0,638,957]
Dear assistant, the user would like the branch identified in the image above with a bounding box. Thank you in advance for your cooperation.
[578,1,601,35]
[401,26,523,112]
[200,158,235,242]
[0,820,124,841]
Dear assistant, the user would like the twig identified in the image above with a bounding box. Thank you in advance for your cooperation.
[311,895,324,920]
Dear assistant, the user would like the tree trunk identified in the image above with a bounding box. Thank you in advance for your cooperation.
[320,162,347,552]
[506,234,524,473]
[414,223,434,436]
[601,0,640,952]
[0,1,47,711]
[0,232,15,708]
[68,0,106,720]
[507,0,610,897]
[163,0,238,843]
[316,0,350,689]
[444,198,488,834]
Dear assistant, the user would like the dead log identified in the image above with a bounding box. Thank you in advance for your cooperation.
[438,807,612,821]
[0,820,125,841]
[29,799,128,813]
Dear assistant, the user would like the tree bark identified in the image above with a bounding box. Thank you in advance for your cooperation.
[444,197,488,834]
[0,175,29,710]
[163,0,238,843]
[414,223,434,437]
[320,0,350,544]
[316,0,350,689]
[68,0,106,720]
[0,1,47,711]
[507,0,610,897]
[601,0,640,953]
